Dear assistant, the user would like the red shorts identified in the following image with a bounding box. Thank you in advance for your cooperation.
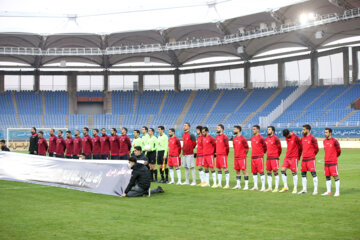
[203,155,215,168]
[251,157,264,173]
[266,158,279,171]
[234,158,246,170]
[282,157,298,172]
[168,156,180,167]
[324,164,338,177]
[301,159,316,172]
[196,156,204,166]
[216,155,228,169]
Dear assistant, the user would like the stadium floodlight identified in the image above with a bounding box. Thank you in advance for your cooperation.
[315,30,324,39]
[237,46,245,54]
[299,12,316,25]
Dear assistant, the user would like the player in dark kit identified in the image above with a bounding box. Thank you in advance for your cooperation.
[100,128,110,159]
[29,127,38,155]
[48,129,57,157]
[55,130,66,158]
[65,131,74,159]
[82,127,93,159]
[109,128,120,160]
[37,131,48,156]
[92,129,101,159]
[73,130,82,159]
[265,126,282,192]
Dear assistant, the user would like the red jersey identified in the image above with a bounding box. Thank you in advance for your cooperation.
[73,136,82,155]
[216,133,229,156]
[182,131,197,155]
[119,134,131,156]
[55,137,66,155]
[92,135,101,155]
[65,137,74,156]
[251,134,267,157]
[196,135,204,156]
[266,135,282,159]
[168,136,181,157]
[48,134,57,153]
[301,134,319,159]
[38,137,48,155]
[202,135,216,156]
[100,134,110,155]
[285,133,302,159]
[82,135,92,155]
[233,135,249,159]
[323,137,341,164]
[110,134,120,156]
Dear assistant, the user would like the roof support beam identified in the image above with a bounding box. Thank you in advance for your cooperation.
[216,22,250,61]
[33,36,47,69]
[328,0,355,10]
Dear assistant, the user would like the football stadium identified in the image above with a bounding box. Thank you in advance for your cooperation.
[0,0,360,239]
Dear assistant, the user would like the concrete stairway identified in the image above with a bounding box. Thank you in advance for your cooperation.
[42,92,46,115]
[132,92,138,114]
[242,88,282,125]
[119,114,123,128]
[105,91,112,114]
[221,89,253,124]
[65,114,69,128]
[290,86,331,125]
[147,114,153,126]
[201,90,224,125]
[87,114,94,129]
[338,109,358,125]
[11,92,21,126]
[174,90,196,128]
[158,92,168,114]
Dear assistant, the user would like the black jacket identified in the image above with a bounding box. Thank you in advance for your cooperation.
[29,133,39,153]
[136,153,148,163]
[1,146,10,151]
[124,163,151,194]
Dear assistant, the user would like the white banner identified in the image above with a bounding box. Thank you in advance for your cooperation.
[0,152,133,196]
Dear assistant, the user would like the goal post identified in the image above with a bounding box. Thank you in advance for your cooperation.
[6,128,68,149]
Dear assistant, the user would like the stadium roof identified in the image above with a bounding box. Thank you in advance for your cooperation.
[0,0,359,69]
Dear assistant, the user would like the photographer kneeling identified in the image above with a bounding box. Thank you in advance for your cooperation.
[122,157,164,197]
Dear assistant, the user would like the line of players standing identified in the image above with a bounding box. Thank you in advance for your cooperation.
[28,122,341,196]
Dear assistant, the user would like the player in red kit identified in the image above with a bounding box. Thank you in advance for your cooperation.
[82,127,93,159]
[55,130,66,158]
[182,123,197,185]
[73,130,82,159]
[250,125,267,191]
[322,128,341,197]
[92,129,101,159]
[37,131,48,156]
[119,127,131,160]
[168,128,182,185]
[195,126,206,186]
[202,127,217,187]
[280,129,302,194]
[215,124,230,189]
[265,126,282,192]
[232,125,249,190]
[100,128,110,159]
[48,129,57,157]
[299,124,319,195]
[110,128,120,160]
[65,130,74,159]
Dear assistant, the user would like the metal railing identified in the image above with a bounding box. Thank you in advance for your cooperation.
[0,8,359,57]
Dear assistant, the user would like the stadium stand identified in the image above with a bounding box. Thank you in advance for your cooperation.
[1,84,359,131]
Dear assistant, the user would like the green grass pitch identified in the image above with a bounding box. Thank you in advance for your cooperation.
[0,148,359,240]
